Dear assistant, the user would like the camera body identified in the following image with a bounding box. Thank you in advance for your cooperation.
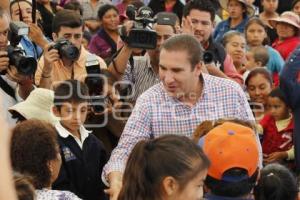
[119,6,177,49]
[84,53,107,113]
[7,21,37,76]
[50,38,80,62]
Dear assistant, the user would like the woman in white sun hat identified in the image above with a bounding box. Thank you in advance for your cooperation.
[213,0,255,43]
[9,88,59,124]
[269,11,300,60]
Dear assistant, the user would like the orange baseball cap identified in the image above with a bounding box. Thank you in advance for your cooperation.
[203,122,259,181]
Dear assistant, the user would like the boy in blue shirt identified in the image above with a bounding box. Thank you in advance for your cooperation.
[52,80,107,200]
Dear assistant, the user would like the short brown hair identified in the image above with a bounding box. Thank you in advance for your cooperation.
[250,46,269,67]
[52,9,83,34]
[10,120,59,189]
[160,34,204,70]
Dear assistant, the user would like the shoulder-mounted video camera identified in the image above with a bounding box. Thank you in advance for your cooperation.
[119,5,177,49]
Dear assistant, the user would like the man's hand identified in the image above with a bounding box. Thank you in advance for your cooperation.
[263,152,288,164]
[181,16,195,35]
[104,172,123,200]
[43,44,60,75]
[28,23,48,49]
[0,51,9,72]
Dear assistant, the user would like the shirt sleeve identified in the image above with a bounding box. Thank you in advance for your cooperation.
[101,97,152,186]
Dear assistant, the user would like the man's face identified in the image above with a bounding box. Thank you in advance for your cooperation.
[159,49,202,100]
[0,16,9,51]
[53,26,83,50]
[148,24,175,65]
[11,1,32,24]
[186,9,213,45]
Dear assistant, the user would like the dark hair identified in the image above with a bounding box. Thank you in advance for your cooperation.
[83,30,92,43]
[245,67,272,87]
[222,30,245,47]
[97,4,118,20]
[118,135,210,200]
[292,0,300,9]
[183,0,216,22]
[52,9,83,34]
[245,17,270,46]
[10,0,32,14]
[268,87,288,105]
[160,34,204,70]
[250,46,269,66]
[14,173,35,200]
[254,163,298,200]
[205,168,259,197]
[63,0,83,16]
[10,120,59,189]
[54,80,89,111]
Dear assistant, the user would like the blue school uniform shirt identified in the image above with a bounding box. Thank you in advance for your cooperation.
[213,17,250,43]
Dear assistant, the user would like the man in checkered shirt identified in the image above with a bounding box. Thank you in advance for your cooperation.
[102,34,260,200]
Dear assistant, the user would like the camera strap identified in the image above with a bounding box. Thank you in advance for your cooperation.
[0,76,16,100]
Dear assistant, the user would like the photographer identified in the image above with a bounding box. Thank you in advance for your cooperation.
[35,9,107,89]
[0,8,34,126]
[108,11,177,104]
[10,0,48,59]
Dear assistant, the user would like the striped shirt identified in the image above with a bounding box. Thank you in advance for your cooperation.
[102,74,260,184]
[122,54,160,103]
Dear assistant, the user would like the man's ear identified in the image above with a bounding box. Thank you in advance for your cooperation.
[194,62,203,76]
[52,32,58,41]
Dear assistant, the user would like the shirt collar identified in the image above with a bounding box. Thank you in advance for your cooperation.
[55,122,91,142]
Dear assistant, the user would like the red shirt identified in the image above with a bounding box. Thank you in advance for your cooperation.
[272,36,300,60]
[260,114,294,155]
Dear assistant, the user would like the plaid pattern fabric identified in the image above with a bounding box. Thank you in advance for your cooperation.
[102,74,256,184]
[122,55,160,103]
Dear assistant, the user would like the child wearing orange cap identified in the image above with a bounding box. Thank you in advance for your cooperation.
[194,120,260,200]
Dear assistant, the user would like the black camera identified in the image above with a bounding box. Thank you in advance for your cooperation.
[120,5,157,49]
[203,51,214,64]
[7,21,37,76]
[50,38,80,61]
[84,54,107,113]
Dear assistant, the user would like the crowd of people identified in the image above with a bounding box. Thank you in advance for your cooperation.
[0,0,300,199]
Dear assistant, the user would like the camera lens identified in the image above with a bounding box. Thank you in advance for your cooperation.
[203,51,214,64]
[60,44,80,61]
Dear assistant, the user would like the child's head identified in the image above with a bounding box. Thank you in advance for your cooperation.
[118,135,210,200]
[202,122,259,198]
[292,0,300,16]
[53,80,89,132]
[254,163,298,200]
[261,0,278,14]
[268,87,290,121]
[221,0,254,19]
[245,46,269,70]
[269,11,300,40]
[245,17,269,47]
[10,120,61,189]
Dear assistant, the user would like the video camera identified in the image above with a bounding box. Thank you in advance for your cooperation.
[6,21,37,76]
[119,5,177,49]
[49,38,80,62]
